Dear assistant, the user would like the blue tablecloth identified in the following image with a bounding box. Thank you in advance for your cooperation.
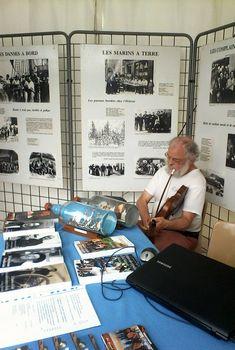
[0,225,235,350]
[60,225,235,350]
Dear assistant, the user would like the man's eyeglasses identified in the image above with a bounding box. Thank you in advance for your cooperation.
[165,152,186,164]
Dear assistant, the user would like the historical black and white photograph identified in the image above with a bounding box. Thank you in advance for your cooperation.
[134,109,172,133]
[4,233,58,250]
[226,133,235,168]
[135,157,165,176]
[89,162,125,177]
[202,170,224,198]
[29,152,56,178]
[88,120,125,147]
[0,58,49,103]
[0,263,70,292]
[105,59,154,95]
[0,149,19,174]
[0,247,63,270]
[209,55,235,103]
[0,117,18,142]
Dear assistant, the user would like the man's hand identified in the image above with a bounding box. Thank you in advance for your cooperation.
[152,216,169,232]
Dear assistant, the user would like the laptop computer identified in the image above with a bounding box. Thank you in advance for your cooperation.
[126,244,235,341]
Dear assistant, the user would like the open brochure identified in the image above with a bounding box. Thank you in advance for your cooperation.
[74,235,135,259]
[74,254,139,285]
[0,286,100,348]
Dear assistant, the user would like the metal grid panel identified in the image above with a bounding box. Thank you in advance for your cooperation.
[69,30,193,205]
[0,32,71,226]
[193,22,235,253]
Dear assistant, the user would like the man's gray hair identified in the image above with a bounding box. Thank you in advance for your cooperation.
[169,136,200,161]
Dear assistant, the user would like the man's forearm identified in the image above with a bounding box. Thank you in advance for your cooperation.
[155,215,193,232]
[136,201,151,227]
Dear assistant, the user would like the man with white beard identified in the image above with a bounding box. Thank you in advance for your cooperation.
[136,136,206,251]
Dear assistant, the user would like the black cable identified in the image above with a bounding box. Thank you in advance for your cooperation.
[100,245,141,301]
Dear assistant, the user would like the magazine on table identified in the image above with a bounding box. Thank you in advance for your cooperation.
[0,247,64,272]
[74,235,135,259]
[74,254,139,285]
[3,230,62,252]
[102,324,158,350]
[0,262,71,295]
[6,209,58,223]
[3,217,56,236]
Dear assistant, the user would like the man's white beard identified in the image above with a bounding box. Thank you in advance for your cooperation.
[166,161,190,177]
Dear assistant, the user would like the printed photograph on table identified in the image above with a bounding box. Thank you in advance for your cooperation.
[5,332,96,350]
[0,263,71,293]
[3,231,61,252]
[74,235,135,259]
[102,324,158,350]
[0,247,63,272]
[3,217,55,235]
[74,254,139,285]
[6,208,58,222]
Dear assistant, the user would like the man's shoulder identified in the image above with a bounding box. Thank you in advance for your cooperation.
[185,169,206,186]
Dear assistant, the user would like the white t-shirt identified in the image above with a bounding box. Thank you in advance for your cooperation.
[145,166,206,232]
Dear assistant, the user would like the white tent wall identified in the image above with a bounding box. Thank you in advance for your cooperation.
[0,0,234,37]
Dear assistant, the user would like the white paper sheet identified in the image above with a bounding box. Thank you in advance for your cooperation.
[0,285,100,348]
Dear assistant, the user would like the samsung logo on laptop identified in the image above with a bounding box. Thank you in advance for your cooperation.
[157,260,172,269]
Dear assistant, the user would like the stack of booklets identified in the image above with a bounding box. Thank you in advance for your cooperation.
[73,235,139,285]
[0,209,71,295]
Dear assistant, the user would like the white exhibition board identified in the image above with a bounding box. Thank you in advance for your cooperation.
[195,37,235,211]
[81,44,181,191]
[0,45,63,188]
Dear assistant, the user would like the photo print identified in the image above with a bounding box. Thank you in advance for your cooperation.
[210,54,235,103]
[226,133,235,168]
[1,247,62,269]
[202,170,224,198]
[89,162,125,177]
[135,157,165,176]
[0,263,69,292]
[134,109,172,133]
[29,152,56,178]
[0,117,18,142]
[105,59,154,95]
[0,58,49,103]
[88,119,125,147]
[0,149,19,174]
